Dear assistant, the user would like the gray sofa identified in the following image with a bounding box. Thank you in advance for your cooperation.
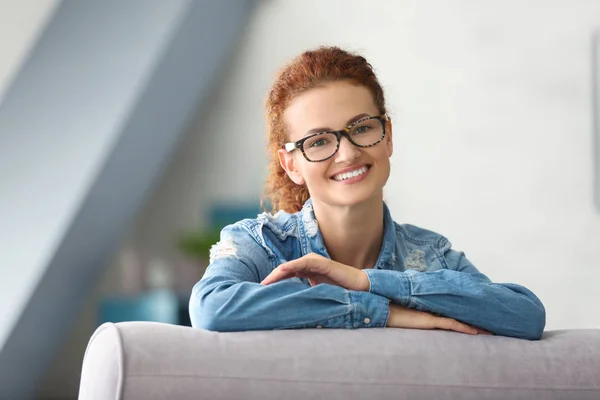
[78,321,600,399]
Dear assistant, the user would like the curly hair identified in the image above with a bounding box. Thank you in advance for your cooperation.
[262,46,387,213]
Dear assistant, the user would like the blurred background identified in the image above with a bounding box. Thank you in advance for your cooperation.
[1,0,600,398]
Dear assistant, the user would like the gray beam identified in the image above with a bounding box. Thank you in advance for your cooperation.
[0,1,255,398]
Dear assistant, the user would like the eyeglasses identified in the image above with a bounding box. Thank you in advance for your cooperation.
[284,114,388,162]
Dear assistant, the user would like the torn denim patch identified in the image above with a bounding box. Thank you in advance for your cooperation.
[301,203,319,237]
[209,238,237,263]
[405,249,427,272]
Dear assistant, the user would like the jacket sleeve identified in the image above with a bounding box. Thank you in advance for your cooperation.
[189,224,390,332]
[363,249,546,340]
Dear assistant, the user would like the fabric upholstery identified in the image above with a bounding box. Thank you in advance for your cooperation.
[79,322,600,400]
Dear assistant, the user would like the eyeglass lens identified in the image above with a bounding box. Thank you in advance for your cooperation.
[302,118,384,161]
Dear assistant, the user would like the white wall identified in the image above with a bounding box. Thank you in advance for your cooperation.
[0,0,59,105]
[138,0,600,331]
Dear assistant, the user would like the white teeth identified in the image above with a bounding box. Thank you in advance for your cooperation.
[333,166,369,181]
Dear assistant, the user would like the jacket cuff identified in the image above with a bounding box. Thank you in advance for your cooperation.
[348,291,390,328]
[364,269,412,307]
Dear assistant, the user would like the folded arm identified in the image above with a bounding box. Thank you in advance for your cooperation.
[364,250,546,340]
[189,225,389,332]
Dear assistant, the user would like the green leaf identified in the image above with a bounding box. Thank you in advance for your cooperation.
[177,228,222,259]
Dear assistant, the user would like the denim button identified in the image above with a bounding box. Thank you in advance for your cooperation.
[364,317,371,325]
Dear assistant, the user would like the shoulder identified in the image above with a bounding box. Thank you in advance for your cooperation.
[394,222,452,252]
[217,209,302,260]
[238,209,300,241]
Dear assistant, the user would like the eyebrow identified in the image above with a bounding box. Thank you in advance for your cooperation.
[304,113,371,136]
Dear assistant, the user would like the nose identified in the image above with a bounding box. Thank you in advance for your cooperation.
[334,136,361,163]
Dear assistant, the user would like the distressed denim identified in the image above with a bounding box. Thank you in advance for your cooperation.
[189,199,546,340]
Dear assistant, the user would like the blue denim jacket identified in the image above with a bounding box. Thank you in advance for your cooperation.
[189,199,546,340]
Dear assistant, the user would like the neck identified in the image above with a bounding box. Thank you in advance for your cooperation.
[311,194,385,270]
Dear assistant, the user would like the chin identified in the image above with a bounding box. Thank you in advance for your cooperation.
[330,189,382,208]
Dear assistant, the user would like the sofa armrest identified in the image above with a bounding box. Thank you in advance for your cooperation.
[79,322,600,400]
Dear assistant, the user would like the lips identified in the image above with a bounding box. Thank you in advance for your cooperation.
[331,165,371,181]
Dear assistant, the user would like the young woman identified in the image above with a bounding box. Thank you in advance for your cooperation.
[189,46,546,340]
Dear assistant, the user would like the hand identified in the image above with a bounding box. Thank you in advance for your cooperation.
[387,304,493,335]
[260,253,370,291]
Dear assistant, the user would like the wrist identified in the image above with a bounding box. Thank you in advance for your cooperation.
[386,304,396,327]
[360,270,371,291]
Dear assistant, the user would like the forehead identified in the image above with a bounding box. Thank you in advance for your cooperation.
[283,81,378,141]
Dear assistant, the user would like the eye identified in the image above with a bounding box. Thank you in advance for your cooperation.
[354,125,371,134]
[351,123,374,136]
[308,138,329,148]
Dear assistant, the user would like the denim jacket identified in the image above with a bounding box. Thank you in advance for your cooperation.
[189,199,546,340]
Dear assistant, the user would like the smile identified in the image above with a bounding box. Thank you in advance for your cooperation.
[332,165,370,181]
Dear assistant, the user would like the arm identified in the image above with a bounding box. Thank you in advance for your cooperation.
[189,224,389,332]
[363,249,546,340]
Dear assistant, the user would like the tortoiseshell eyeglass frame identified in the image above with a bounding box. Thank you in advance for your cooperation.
[284,113,388,162]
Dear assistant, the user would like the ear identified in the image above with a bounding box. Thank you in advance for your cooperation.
[278,148,305,185]
[385,117,393,158]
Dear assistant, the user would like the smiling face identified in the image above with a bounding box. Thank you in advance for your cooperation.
[278,80,393,209]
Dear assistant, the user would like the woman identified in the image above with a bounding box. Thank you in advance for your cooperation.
[189,46,546,340]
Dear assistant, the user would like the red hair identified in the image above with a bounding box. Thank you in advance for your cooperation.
[262,46,387,213]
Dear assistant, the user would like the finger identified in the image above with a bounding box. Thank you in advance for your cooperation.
[280,257,327,274]
[294,273,331,287]
[473,327,493,335]
[439,318,478,335]
[261,268,296,285]
[293,272,317,282]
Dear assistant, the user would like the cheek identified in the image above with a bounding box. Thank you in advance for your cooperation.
[371,146,390,163]
[373,148,392,178]
[301,163,330,186]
